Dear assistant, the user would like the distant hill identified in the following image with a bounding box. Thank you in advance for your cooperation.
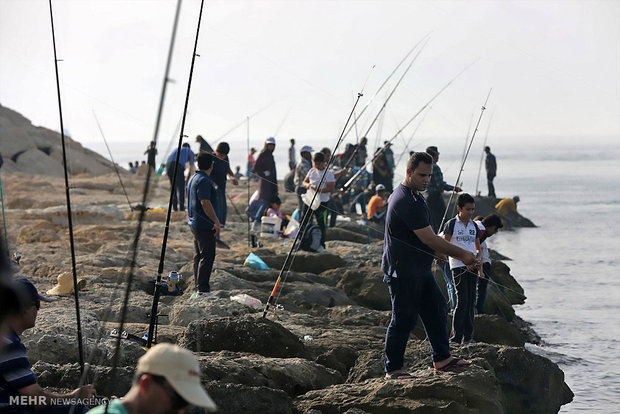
[0,103,115,176]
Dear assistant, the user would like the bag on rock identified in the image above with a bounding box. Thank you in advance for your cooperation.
[300,225,322,252]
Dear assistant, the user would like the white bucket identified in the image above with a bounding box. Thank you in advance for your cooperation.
[260,216,281,238]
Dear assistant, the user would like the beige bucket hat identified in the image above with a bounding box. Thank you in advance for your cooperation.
[46,272,86,296]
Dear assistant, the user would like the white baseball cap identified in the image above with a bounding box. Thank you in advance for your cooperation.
[300,145,313,153]
[375,184,386,192]
[137,344,217,411]
[265,137,276,145]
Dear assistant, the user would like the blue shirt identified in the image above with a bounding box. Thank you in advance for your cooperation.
[187,171,217,231]
[0,330,37,412]
[167,147,195,165]
[382,184,434,279]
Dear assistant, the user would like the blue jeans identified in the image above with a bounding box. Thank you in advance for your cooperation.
[384,267,451,372]
[440,262,457,312]
[253,200,270,225]
[215,186,227,226]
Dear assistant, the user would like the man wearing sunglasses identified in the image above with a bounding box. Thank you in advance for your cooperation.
[88,344,216,414]
[0,278,96,413]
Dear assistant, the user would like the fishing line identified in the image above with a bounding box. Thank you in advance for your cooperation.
[0,175,8,255]
[147,0,206,348]
[246,116,251,247]
[438,88,492,233]
[393,107,431,170]
[48,0,85,376]
[211,101,277,146]
[92,110,133,210]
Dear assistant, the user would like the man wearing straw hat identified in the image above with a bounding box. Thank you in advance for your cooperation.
[88,343,217,414]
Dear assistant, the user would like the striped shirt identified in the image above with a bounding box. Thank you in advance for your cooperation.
[0,330,37,412]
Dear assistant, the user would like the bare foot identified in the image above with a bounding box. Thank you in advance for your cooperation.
[433,357,472,371]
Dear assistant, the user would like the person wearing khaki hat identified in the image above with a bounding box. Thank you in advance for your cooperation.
[46,272,86,296]
[87,343,216,414]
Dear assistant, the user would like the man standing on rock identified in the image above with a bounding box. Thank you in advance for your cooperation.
[0,278,96,413]
[166,143,195,212]
[484,146,497,198]
[382,152,477,379]
[187,152,220,299]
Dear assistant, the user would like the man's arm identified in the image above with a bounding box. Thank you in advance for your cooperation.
[414,226,476,265]
[19,383,96,407]
[200,199,221,239]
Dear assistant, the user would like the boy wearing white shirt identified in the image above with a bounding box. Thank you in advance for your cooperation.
[302,152,335,250]
[443,193,482,344]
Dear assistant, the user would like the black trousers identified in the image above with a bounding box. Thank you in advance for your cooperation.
[191,226,216,292]
[451,267,477,343]
[487,173,496,198]
[166,161,186,211]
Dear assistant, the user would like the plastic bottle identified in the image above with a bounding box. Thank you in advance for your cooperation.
[167,271,179,292]
[230,293,263,310]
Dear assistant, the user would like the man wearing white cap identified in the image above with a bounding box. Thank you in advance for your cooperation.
[88,343,216,414]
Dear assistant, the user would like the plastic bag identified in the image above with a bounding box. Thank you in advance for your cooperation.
[230,293,263,310]
[283,218,300,238]
[302,188,321,211]
[243,252,270,270]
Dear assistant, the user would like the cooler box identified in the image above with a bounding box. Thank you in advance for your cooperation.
[260,216,281,238]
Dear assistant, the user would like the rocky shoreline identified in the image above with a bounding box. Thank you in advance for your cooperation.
[0,167,574,414]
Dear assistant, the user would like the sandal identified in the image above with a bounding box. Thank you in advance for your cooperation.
[436,358,472,372]
[385,372,415,380]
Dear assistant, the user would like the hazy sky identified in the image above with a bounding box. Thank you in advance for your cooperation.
[1,0,619,164]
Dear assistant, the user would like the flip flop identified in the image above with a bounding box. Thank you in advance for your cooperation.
[436,358,472,372]
[385,372,415,380]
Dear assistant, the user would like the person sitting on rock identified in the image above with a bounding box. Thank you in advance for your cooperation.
[0,278,96,413]
[366,184,389,223]
[266,196,289,231]
[88,343,216,414]
[473,214,503,314]
[495,196,519,217]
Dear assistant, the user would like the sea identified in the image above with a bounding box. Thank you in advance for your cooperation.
[85,139,620,412]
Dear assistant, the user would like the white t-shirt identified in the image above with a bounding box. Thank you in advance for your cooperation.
[475,220,491,264]
[444,216,481,269]
[305,167,335,203]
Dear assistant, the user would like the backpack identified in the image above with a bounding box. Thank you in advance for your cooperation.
[300,225,322,252]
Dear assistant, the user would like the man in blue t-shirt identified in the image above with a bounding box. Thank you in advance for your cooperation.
[187,152,220,298]
[166,143,195,211]
[382,152,478,379]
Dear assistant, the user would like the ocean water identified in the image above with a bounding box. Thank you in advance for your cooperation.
[85,138,620,411]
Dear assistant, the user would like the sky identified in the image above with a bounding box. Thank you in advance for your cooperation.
[1,0,619,169]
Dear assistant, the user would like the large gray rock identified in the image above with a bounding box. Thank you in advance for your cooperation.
[335,267,390,311]
[202,382,292,414]
[197,351,342,395]
[181,316,309,358]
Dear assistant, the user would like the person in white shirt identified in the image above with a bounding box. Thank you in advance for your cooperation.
[443,193,482,344]
[302,152,335,250]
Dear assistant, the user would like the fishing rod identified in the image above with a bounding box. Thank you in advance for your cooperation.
[92,110,133,210]
[343,62,475,190]
[246,116,251,247]
[0,175,8,255]
[48,0,85,375]
[340,33,431,147]
[438,88,493,232]
[262,83,370,318]
[341,37,430,171]
[475,112,494,196]
[109,0,183,370]
[445,113,476,221]
[211,101,276,146]
[273,105,293,138]
[147,0,205,348]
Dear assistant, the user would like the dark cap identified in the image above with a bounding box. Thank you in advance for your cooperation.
[14,277,52,305]
[426,146,439,157]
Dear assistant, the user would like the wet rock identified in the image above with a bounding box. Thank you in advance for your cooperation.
[181,316,309,358]
[335,267,390,311]
[474,314,525,347]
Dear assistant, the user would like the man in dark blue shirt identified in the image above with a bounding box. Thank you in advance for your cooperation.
[166,143,195,211]
[1,278,95,413]
[382,152,478,379]
[187,152,220,298]
[210,142,239,228]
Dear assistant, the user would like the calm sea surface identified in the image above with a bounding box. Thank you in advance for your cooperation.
[86,139,620,412]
